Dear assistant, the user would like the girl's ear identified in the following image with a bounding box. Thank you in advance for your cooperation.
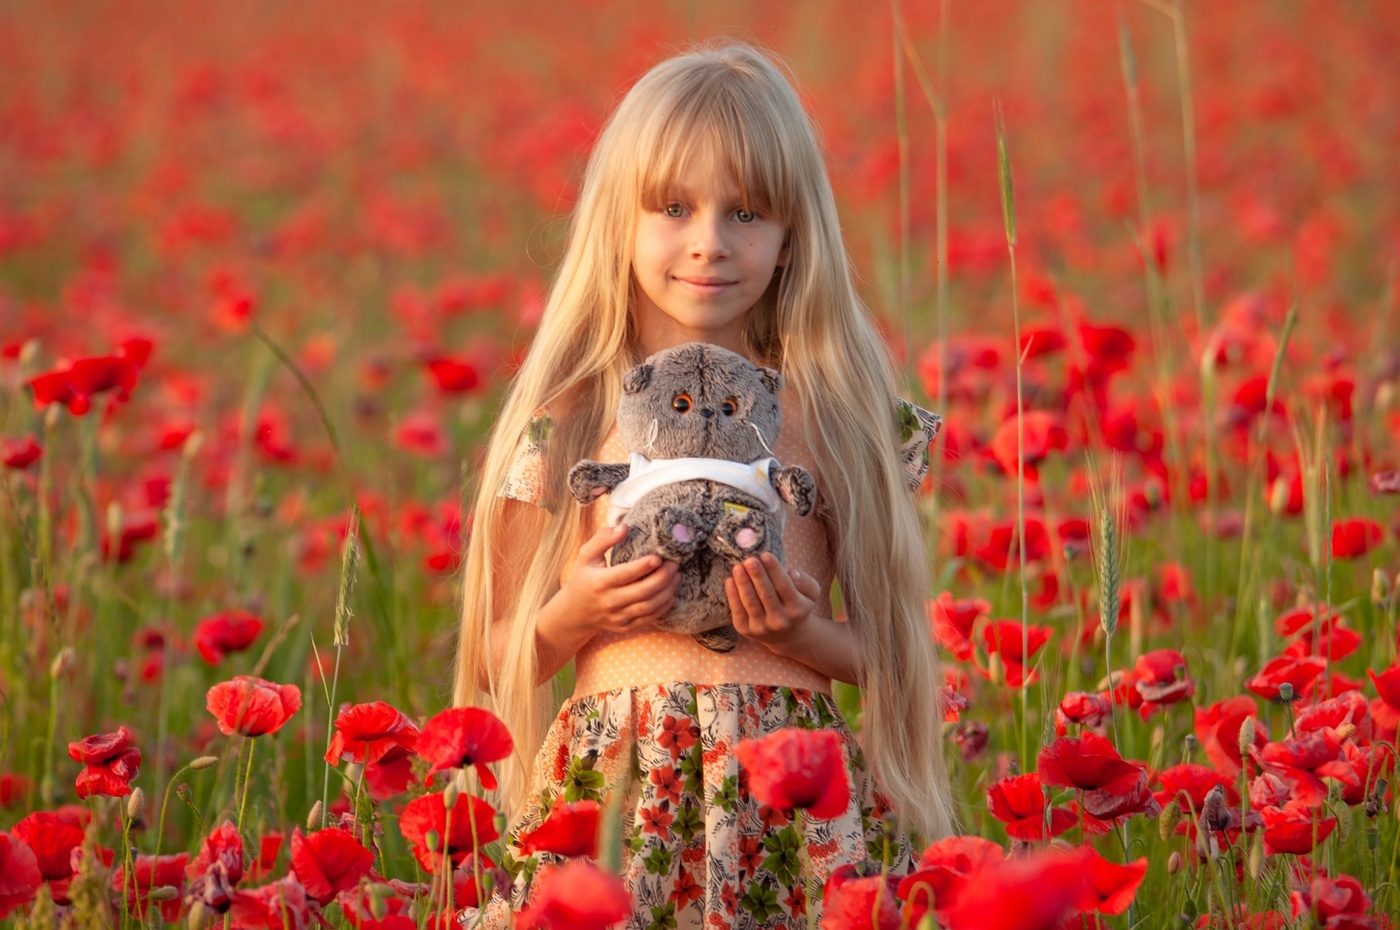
[623,364,654,394]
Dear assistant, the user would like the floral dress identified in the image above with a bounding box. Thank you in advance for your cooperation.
[483,399,940,930]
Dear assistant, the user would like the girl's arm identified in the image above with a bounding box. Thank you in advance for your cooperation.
[485,507,680,688]
[725,552,865,685]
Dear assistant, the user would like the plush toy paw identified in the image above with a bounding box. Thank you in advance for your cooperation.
[771,465,817,517]
[566,460,631,505]
[712,508,767,560]
[692,624,740,653]
[654,506,706,559]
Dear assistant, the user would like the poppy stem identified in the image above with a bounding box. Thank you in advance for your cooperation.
[796,808,817,930]
[237,736,255,834]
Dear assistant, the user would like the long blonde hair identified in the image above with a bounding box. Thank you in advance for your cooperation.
[454,41,954,840]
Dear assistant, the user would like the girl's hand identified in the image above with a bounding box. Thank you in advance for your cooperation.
[726,552,823,649]
[561,523,680,634]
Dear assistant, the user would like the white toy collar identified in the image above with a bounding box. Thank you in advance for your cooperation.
[605,453,782,527]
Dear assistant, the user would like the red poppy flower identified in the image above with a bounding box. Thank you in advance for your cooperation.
[424,357,480,393]
[1331,518,1383,558]
[113,852,189,922]
[1079,847,1147,915]
[1194,696,1266,777]
[1260,803,1337,855]
[928,592,988,661]
[986,772,1076,841]
[67,725,142,798]
[1130,649,1195,717]
[1056,692,1113,733]
[399,791,500,872]
[1082,764,1158,823]
[206,676,302,737]
[186,821,244,913]
[1,435,41,470]
[1290,872,1372,924]
[0,832,42,918]
[0,772,29,808]
[365,745,419,801]
[989,410,1069,479]
[393,411,448,458]
[228,877,312,930]
[325,701,420,766]
[1293,689,1371,740]
[28,354,140,415]
[245,831,283,883]
[1154,764,1238,825]
[289,827,374,906]
[1371,469,1400,494]
[515,860,631,930]
[899,836,1004,924]
[193,610,265,664]
[1283,618,1362,662]
[416,706,513,790]
[1246,655,1326,701]
[1037,732,1140,793]
[1369,663,1400,716]
[10,812,84,884]
[820,862,900,930]
[518,800,600,859]
[100,508,160,563]
[980,619,1053,686]
[734,728,850,820]
[940,849,1092,930]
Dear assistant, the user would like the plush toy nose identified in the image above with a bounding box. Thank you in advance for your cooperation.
[699,407,714,418]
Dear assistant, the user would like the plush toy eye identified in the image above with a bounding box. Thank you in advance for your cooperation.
[671,393,693,413]
[720,397,738,416]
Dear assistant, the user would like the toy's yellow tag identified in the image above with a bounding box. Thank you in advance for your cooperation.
[724,502,752,516]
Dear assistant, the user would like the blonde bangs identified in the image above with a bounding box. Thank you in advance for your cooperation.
[633,68,799,225]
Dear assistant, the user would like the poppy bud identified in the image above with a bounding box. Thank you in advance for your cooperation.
[1277,682,1294,703]
[1166,851,1182,875]
[106,501,124,542]
[1201,785,1231,833]
[918,916,938,930]
[442,780,459,811]
[127,787,145,821]
[50,646,74,678]
[188,901,208,930]
[494,812,508,836]
[174,783,193,804]
[345,762,362,783]
[1158,801,1181,841]
[1335,723,1357,743]
[425,829,440,853]
[306,800,323,830]
[1182,733,1197,761]
[368,886,389,920]
[1365,778,1388,818]
[1247,838,1263,879]
[150,886,179,901]
[1367,824,1380,849]
[1237,717,1256,761]
[190,755,219,771]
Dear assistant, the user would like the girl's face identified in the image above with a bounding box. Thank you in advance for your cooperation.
[632,150,788,358]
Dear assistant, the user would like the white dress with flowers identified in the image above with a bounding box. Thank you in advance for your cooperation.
[483,399,940,930]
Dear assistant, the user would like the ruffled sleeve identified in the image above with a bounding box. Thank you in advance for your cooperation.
[499,410,554,508]
[895,398,942,492]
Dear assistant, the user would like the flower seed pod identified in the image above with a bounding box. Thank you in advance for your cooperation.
[1167,851,1182,875]
[190,756,219,771]
[306,800,323,831]
[1277,682,1294,703]
[1182,733,1197,761]
[442,780,460,812]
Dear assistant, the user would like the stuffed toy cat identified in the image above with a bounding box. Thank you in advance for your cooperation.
[566,343,817,652]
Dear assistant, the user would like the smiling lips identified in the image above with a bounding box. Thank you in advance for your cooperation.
[675,275,737,292]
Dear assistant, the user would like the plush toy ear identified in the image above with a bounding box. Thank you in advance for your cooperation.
[623,364,654,395]
[759,366,782,394]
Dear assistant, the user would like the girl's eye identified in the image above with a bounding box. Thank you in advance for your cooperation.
[734,208,756,223]
[671,393,692,413]
[663,203,685,218]
[720,397,738,416]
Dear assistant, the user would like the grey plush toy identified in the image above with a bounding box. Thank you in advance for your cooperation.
[566,343,817,652]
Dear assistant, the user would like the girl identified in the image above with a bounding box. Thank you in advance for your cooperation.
[455,41,954,928]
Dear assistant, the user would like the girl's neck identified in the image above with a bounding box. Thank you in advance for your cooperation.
[633,313,750,360]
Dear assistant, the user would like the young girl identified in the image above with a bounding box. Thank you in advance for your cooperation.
[455,42,954,928]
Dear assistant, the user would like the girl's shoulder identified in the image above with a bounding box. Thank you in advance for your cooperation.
[500,408,556,508]
[894,397,941,492]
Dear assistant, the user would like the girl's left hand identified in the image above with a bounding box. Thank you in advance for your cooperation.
[726,552,823,648]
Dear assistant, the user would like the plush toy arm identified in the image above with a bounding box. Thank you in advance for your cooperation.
[770,465,817,517]
[566,460,631,504]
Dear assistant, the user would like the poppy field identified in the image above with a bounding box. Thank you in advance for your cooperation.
[2,0,1400,928]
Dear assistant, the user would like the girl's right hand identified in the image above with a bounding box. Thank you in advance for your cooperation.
[561,523,680,633]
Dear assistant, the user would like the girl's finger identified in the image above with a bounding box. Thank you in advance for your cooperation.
[757,553,797,602]
[733,562,764,616]
[744,558,786,621]
[725,578,752,633]
[579,523,629,564]
[606,552,667,586]
[790,567,822,601]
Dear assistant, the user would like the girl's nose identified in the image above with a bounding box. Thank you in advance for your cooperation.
[689,213,730,260]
